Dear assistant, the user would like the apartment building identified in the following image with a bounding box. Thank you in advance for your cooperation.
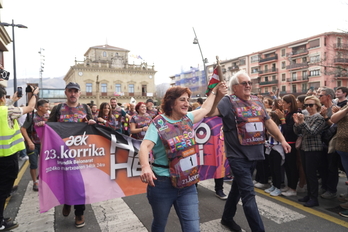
[206,32,348,96]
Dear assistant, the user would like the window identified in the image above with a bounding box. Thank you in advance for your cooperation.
[272,86,277,92]
[282,73,286,81]
[310,55,320,63]
[281,86,286,92]
[251,66,259,74]
[292,72,297,81]
[264,76,269,82]
[101,83,107,93]
[265,87,268,93]
[310,69,320,76]
[272,75,276,81]
[309,39,320,49]
[282,61,285,69]
[302,71,308,79]
[292,85,297,93]
[115,84,121,93]
[86,83,92,93]
[337,80,342,87]
[250,55,259,63]
[281,49,285,57]
[264,65,268,72]
[103,51,107,57]
[129,84,134,93]
[239,59,246,65]
[302,57,307,63]
[302,83,307,92]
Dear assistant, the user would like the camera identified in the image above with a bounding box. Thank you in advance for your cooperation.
[0,69,10,80]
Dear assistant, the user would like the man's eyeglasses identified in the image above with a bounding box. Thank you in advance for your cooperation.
[304,104,315,108]
[239,81,252,86]
[319,94,326,98]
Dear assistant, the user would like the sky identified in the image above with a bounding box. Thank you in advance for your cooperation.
[1,0,348,86]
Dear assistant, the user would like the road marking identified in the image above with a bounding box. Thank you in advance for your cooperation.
[199,179,305,225]
[255,188,348,228]
[91,198,147,232]
[14,180,55,232]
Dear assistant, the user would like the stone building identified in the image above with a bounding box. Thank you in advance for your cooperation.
[64,44,156,106]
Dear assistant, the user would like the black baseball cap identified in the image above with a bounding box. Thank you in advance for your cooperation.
[65,82,80,90]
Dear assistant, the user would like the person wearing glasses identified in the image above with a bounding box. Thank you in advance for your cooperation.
[208,70,291,232]
[293,96,326,207]
[317,87,340,200]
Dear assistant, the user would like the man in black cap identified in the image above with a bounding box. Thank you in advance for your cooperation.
[48,82,95,228]
[146,98,158,119]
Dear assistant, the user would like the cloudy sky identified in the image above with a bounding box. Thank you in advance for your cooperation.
[1,0,347,85]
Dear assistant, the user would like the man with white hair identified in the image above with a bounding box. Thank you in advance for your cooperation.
[208,70,291,232]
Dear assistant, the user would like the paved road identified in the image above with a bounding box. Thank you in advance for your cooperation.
[4,160,348,231]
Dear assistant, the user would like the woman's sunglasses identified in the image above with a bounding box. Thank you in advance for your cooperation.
[304,104,315,108]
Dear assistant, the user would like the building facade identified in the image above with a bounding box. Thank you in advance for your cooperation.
[0,0,12,88]
[64,44,157,106]
[205,32,348,96]
[169,67,206,100]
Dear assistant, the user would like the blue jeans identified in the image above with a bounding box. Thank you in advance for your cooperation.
[222,157,265,232]
[147,175,199,232]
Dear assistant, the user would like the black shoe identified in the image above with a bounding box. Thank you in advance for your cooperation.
[215,190,228,200]
[304,198,319,207]
[298,196,310,202]
[0,220,19,231]
[221,218,242,232]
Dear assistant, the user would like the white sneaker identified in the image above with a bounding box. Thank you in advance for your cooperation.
[280,186,289,192]
[281,189,297,197]
[19,156,29,161]
[296,184,307,193]
[254,182,269,189]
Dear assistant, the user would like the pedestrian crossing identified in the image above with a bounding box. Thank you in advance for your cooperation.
[13,179,307,232]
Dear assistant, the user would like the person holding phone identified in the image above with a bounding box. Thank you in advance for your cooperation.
[0,85,39,231]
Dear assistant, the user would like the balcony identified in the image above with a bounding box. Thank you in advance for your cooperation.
[334,58,348,64]
[334,43,348,50]
[259,80,278,86]
[335,73,348,79]
[259,54,278,64]
[228,65,239,71]
[286,62,308,70]
[287,49,308,58]
[286,75,309,83]
[258,67,278,75]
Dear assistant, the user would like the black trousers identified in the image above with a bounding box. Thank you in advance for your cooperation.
[64,204,86,216]
[318,147,339,193]
[283,144,299,190]
[301,150,322,199]
[0,153,19,226]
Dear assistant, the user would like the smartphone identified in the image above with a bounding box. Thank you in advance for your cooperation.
[17,87,23,98]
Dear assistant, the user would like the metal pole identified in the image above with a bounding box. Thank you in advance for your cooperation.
[11,20,18,106]
[192,27,208,84]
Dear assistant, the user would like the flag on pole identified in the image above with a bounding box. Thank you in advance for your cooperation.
[205,67,220,96]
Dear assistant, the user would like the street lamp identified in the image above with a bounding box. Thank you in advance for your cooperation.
[192,27,208,82]
[0,19,28,106]
[38,48,45,93]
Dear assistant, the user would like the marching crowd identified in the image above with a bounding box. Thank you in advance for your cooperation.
[1,72,348,232]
